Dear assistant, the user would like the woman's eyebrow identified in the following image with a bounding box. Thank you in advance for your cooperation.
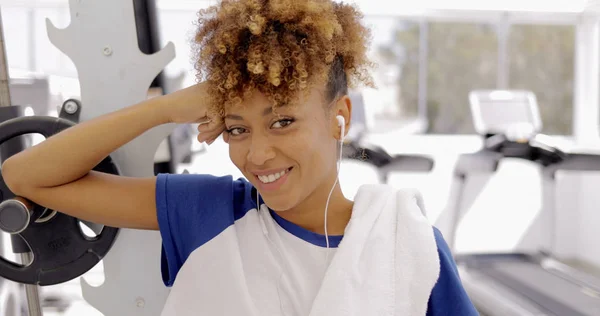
[225,105,276,120]
[225,113,243,120]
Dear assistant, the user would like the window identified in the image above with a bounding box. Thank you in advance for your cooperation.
[1,7,31,72]
[427,22,498,134]
[1,3,580,136]
[508,24,575,135]
[362,17,420,130]
[34,6,74,76]
[2,2,75,77]
[156,6,202,88]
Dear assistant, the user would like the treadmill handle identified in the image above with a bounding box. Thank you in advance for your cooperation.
[454,151,502,177]
[382,155,435,172]
[546,153,600,174]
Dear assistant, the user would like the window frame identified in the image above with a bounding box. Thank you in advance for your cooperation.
[365,10,592,137]
[3,2,598,138]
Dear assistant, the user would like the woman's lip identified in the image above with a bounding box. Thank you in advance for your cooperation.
[251,167,292,176]
[255,167,292,192]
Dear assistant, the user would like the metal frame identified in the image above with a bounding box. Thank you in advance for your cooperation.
[1,8,42,315]
[573,16,600,140]
[41,1,176,314]
[447,151,600,315]
[0,7,11,107]
[497,14,510,89]
[376,11,581,25]
[417,20,429,125]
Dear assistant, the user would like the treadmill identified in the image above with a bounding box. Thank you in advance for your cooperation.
[448,90,600,316]
[342,91,434,183]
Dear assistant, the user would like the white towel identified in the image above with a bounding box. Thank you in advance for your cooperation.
[309,184,441,316]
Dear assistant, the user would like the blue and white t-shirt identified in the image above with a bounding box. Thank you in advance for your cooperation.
[156,173,478,316]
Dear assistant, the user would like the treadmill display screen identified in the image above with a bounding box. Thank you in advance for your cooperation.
[478,100,534,132]
[470,91,541,135]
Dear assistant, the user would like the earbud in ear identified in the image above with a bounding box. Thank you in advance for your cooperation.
[336,115,345,142]
[336,115,345,127]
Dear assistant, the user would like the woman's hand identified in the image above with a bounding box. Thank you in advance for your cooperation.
[162,83,211,124]
[162,82,225,144]
[196,119,225,145]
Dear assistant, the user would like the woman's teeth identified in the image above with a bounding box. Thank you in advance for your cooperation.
[258,169,288,184]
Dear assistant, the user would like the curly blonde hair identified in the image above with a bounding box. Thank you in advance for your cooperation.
[192,0,374,119]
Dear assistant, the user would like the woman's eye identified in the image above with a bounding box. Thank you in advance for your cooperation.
[271,119,294,129]
[226,127,246,136]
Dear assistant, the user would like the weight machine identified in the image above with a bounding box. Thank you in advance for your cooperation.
[446,90,600,315]
[0,1,176,315]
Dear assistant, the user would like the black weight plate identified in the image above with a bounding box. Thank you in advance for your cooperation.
[0,168,14,205]
[0,116,120,285]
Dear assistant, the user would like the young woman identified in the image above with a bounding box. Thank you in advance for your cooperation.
[2,0,478,315]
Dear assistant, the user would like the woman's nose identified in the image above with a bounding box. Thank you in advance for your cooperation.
[246,134,276,166]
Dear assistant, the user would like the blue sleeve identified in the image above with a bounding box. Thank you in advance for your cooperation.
[427,228,479,316]
[155,173,253,287]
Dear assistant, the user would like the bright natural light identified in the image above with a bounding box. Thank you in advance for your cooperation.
[348,0,588,14]
[2,1,600,316]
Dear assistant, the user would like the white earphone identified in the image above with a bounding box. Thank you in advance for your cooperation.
[336,115,345,142]
[322,115,346,266]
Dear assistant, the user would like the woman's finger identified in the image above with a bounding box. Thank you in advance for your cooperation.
[197,119,224,133]
[201,133,220,145]
[197,125,225,143]
[197,123,216,133]
[207,129,226,145]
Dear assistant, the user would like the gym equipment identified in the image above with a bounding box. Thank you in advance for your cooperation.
[0,98,121,316]
[343,91,435,182]
[0,9,24,316]
[1,0,176,311]
[0,11,31,315]
[0,116,120,286]
[8,76,51,116]
[43,0,175,314]
[131,0,194,175]
[447,90,600,315]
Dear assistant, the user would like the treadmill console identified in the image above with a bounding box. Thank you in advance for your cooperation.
[470,90,566,166]
[469,90,542,138]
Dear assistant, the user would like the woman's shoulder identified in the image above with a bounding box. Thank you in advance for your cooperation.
[156,172,246,190]
[156,172,257,219]
[156,173,259,287]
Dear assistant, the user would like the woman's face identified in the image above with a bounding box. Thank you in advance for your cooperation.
[224,88,339,211]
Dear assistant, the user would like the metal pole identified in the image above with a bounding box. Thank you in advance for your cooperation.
[21,253,44,316]
[0,7,13,107]
[417,19,428,126]
[496,14,510,90]
[0,7,44,316]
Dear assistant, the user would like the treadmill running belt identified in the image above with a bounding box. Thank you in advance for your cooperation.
[482,261,600,316]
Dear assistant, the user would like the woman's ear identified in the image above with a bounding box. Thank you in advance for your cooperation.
[332,95,352,141]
